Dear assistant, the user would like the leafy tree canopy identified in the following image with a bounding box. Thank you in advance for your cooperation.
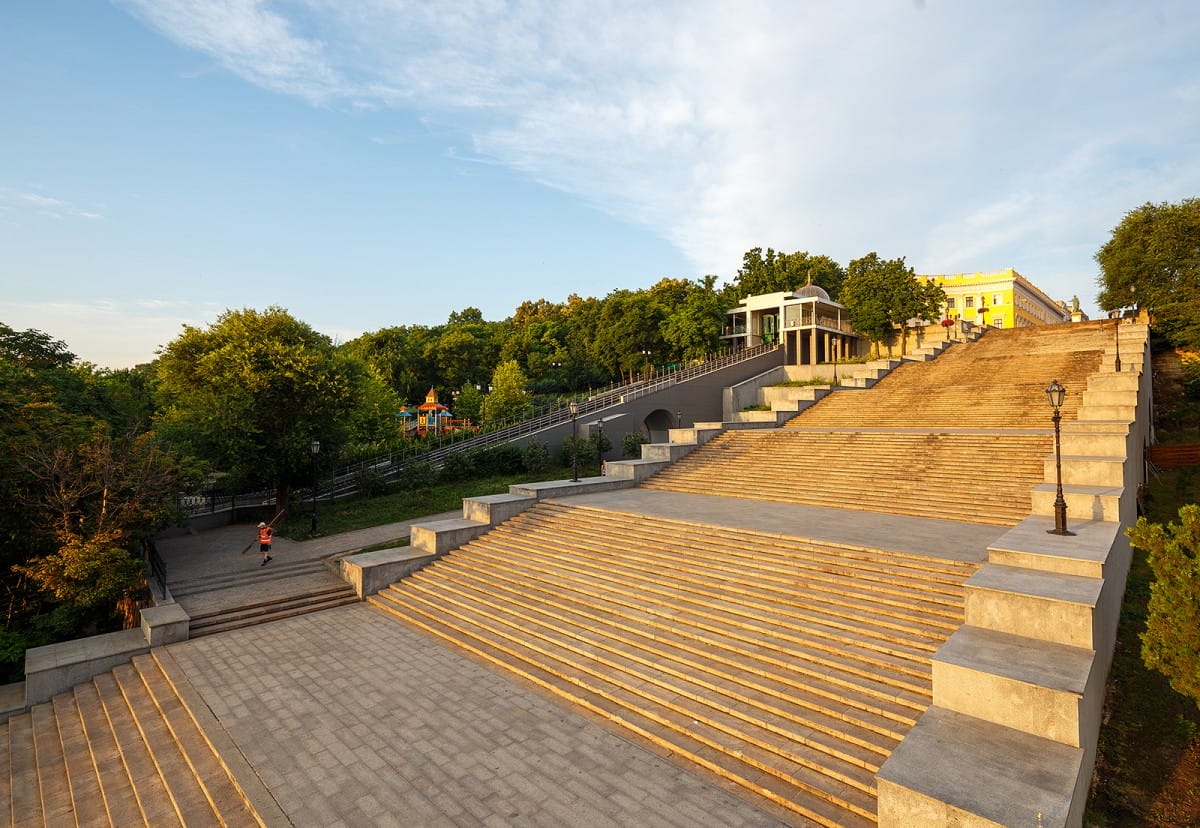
[726,248,846,303]
[840,253,944,354]
[481,360,532,424]
[1096,197,1200,348]
[155,307,366,506]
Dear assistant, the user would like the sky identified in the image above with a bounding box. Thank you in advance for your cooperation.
[2,1,1198,369]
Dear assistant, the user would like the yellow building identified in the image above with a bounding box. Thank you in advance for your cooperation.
[917,268,1068,329]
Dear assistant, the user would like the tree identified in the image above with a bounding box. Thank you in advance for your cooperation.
[727,248,846,303]
[1129,504,1200,709]
[1096,198,1200,348]
[840,253,944,356]
[661,276,726,361]
[481,360,532,423]
[156,307,364,509]
[454,381,484,425]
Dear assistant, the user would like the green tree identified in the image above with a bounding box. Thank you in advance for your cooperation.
[727,248,846,302]
[661,275,726,361]
[1129,504,1200,709]
[841,253,944,356]
[156,307,365,509]
[1096,198,1200,348]
[481,360,532,423]
[454,381,484,425]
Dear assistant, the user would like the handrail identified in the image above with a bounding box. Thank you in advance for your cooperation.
[179,344,778,517]
[145,539,168,600]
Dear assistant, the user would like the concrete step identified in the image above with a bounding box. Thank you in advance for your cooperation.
[50,692,108,825]
[1030,482,1123,523]
[1043,453,1127,487]
[188,586,359,637]
[964,563,1102,649]
[877,706,1084,827]
[932,626,1099,748]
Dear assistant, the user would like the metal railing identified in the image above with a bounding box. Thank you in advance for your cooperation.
[178,344,778,518]
[145,539,168,600]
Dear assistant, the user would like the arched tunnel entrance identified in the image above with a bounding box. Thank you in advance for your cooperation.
[643,408,682,444]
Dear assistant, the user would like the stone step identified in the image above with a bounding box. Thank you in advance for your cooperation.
[30,701,74,824]
[0,720,9,823]
[170,559,330,596]
[964,563,1103,649]
[50,692,108,825]
[372,584,877,827]
[1043,454,1127,487]
[91,671,186,826]
[73,680,153,825]
[1030,482,1123,523]
[932,626,1099,748]
[111,663,222,824]
[189,588,359,637]
[877,707,1084,827]
[9,712,42,826]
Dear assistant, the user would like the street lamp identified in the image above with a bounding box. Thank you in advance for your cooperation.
[309,439,320,535]
[569,401,579,482]
[1045,380,1074,536]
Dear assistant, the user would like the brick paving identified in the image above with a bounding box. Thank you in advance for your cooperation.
[167,603,791,827]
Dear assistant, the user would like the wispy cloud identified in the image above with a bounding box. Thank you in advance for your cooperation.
[0,188,104,221]
[117,0,1200,291]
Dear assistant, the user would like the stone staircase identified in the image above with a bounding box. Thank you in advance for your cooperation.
[3,650,272,826]
[369,500,978,827]
[640,428,1050,525]
[172,558,359,638]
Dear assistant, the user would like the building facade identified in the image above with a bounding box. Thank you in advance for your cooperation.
[722,281,864,366]
[917,268,1068,329]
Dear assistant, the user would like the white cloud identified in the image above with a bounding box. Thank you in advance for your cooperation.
[0,188,104,221]
[116,0,1200,304]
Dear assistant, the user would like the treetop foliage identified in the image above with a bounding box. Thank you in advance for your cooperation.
[1096,197,1200,348]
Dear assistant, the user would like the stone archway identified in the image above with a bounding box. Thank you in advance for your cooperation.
[643,408,677,444]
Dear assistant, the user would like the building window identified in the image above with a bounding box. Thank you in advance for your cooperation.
[992,318,1004,328]
[965,296,974,308]
[946,297,956,309]
[993,293,1002,306]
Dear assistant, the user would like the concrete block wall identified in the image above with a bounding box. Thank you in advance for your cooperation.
[878,323,1151,828]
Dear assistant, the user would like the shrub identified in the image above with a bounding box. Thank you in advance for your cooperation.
[622,432,649,458]
[1129,504,1200,709]
[523,440,551,473]
[439,451,475,483]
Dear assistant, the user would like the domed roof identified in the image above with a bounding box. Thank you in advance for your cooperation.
[794,276,830,301]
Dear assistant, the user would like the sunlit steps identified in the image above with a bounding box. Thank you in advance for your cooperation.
[5,653,259,826]
[369,502,976,826]
[187,583,359,637]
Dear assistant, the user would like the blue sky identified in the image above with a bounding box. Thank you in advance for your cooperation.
[2,1,1198,368]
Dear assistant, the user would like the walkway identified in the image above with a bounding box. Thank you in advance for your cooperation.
[148,494,1006,826]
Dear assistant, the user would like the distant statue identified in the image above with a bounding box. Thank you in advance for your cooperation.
[1071,295,1080,312]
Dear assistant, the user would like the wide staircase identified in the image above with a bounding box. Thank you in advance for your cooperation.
[3,651,265,826]
[369,501,978,826]
[641,322,1109,526]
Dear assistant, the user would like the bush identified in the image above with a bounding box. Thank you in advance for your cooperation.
[396,459,435,491]
[1129,503,1200,709]
[523,441,551,473]
[622,432,649,458]
[439,451,475,483]
[353,467,388,498]
[469,444,524,476]
[559,437,598,468]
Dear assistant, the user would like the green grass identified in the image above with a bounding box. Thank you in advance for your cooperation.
[772,379,831,388]
[275,463,592,541]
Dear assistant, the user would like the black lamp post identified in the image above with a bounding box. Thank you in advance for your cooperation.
[569,401,579,482]
[832,338,838,384]
[309,439,320,534]
[1113,309,1121,373]
[1045,380,1074,536]
[641,349,651,380]
[676,409,683,429]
